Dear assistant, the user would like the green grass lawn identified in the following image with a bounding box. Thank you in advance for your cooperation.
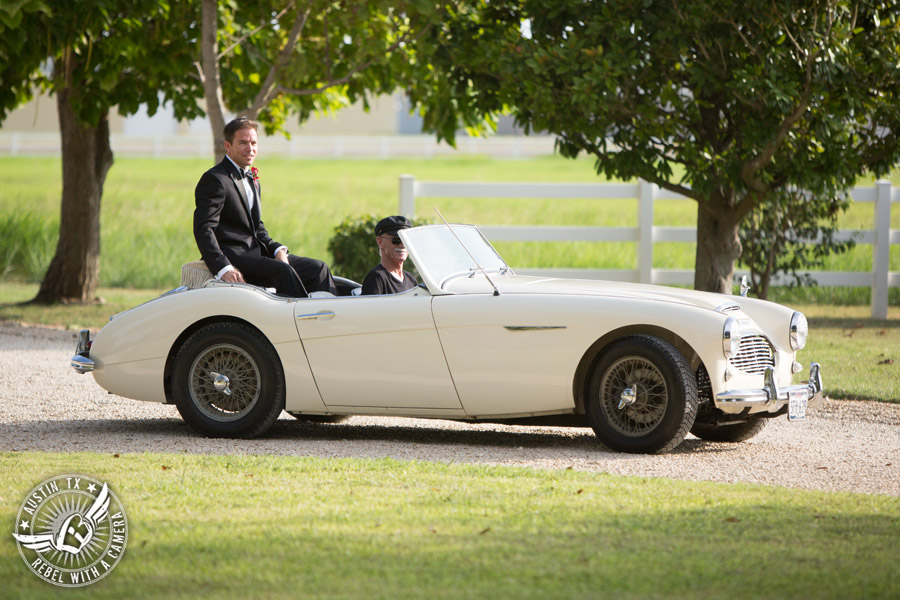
[2,452,898,600]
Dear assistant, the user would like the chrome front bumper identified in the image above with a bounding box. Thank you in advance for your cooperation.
[70,329,95,374]
[715,362,824,412]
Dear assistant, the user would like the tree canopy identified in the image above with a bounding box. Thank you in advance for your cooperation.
[410,0,900,292]
[196,0,446,161]
[0,1,201,127]
[0,1,202,302]
[0,0,451,302]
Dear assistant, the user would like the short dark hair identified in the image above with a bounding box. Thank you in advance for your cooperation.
[224,117,259,143]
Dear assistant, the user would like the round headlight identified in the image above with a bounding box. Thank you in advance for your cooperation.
[723,317,742,358]
[790,311,808,351]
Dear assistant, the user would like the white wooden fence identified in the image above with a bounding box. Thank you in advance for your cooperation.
[398,175,899,319]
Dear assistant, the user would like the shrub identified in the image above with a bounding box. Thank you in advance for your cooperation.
[327,214,429,283]
[739,188,855,300]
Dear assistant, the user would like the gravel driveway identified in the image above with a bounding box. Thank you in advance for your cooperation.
[2,322,898,496]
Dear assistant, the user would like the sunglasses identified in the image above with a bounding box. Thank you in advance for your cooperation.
[383,235,404,246]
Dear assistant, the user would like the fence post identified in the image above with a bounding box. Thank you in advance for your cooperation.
[638,179,656,284]
[871,180,891,319]
[398,174,416,217]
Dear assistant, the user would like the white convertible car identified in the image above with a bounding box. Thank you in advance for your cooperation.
[71,224,823,453]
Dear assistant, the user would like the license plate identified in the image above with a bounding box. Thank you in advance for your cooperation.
[788,390,808,421]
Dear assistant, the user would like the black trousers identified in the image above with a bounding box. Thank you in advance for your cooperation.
[231,250,337,297]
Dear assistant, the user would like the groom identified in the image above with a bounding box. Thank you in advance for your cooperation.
[193,117,337,297]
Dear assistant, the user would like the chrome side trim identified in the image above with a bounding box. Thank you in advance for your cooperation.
[503,326,567,331]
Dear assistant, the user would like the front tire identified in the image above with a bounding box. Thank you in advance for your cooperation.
[691,415,768,442]
[287,413,350,424]
[585,335,698,453]
[172,322,285,438]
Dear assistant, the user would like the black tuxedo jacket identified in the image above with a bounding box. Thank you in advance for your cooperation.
[193,158,282,275]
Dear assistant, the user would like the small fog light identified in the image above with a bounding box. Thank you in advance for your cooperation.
[792,361,803,374]
[724,368,735,382]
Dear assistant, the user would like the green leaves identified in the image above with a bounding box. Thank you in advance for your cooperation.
[409,0,900,290]
[0,0,203,127]
[0,0,50,28]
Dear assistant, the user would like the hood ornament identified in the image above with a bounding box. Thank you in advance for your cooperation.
[740,275,751,297]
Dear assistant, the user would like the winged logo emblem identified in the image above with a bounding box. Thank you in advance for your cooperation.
[13,483,110,555]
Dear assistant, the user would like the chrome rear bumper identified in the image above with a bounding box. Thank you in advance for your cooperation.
[715,363,824,411]
[70,329,95,374]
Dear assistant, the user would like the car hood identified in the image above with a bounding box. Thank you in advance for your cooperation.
[448,274,741,313]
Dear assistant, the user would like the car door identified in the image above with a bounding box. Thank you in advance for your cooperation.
[431,293,582,416]
[293,288,462,412]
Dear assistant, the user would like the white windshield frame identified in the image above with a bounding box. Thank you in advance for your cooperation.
[400,224,512,294]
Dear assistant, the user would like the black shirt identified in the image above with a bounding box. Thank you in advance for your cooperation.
[361,264,418,295]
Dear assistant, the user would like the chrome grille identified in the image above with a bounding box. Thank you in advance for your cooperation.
[729,335,775,374]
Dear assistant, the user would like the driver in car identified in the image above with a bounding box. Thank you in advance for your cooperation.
[361,216,419,295]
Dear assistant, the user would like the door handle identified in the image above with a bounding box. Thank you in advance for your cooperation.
[296,311,335,321]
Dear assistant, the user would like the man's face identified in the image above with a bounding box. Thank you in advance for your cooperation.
[224,127,258,169]
[377,232,408,266]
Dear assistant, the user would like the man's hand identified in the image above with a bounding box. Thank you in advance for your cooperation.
[275,248,289,264]
[221,269,246,283]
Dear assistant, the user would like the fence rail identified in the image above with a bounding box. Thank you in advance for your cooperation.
[398,175,899,319]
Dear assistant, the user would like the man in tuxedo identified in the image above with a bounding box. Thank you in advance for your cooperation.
[194,117,337,297]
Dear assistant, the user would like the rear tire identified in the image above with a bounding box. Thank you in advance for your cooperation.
[585,335,698,453]
[172,322,284,438]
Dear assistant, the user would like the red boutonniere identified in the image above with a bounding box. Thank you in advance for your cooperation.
[250,167,259,182]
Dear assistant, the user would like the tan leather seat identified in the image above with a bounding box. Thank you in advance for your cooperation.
[180,261,213,289]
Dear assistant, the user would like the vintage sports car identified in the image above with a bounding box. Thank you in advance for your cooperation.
[71,224,824,454]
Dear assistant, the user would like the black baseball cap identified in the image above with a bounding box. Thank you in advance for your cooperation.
[375,215,412,236]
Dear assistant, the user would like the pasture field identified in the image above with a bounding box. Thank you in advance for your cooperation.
[2,156,898,299]
[1,452,898,600]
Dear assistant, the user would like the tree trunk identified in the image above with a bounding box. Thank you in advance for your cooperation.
[201,0,227,163]
[33,67,112,304]
[693,202,742,295]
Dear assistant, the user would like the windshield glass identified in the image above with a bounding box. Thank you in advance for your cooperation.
[402,225,509,291]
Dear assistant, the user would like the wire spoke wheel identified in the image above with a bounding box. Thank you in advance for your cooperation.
[188,343,261,422]
[599,357,668,436]
[172,322,285,438]
[585,335,698,454]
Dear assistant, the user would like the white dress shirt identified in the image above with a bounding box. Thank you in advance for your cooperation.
[215,157,286,280]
